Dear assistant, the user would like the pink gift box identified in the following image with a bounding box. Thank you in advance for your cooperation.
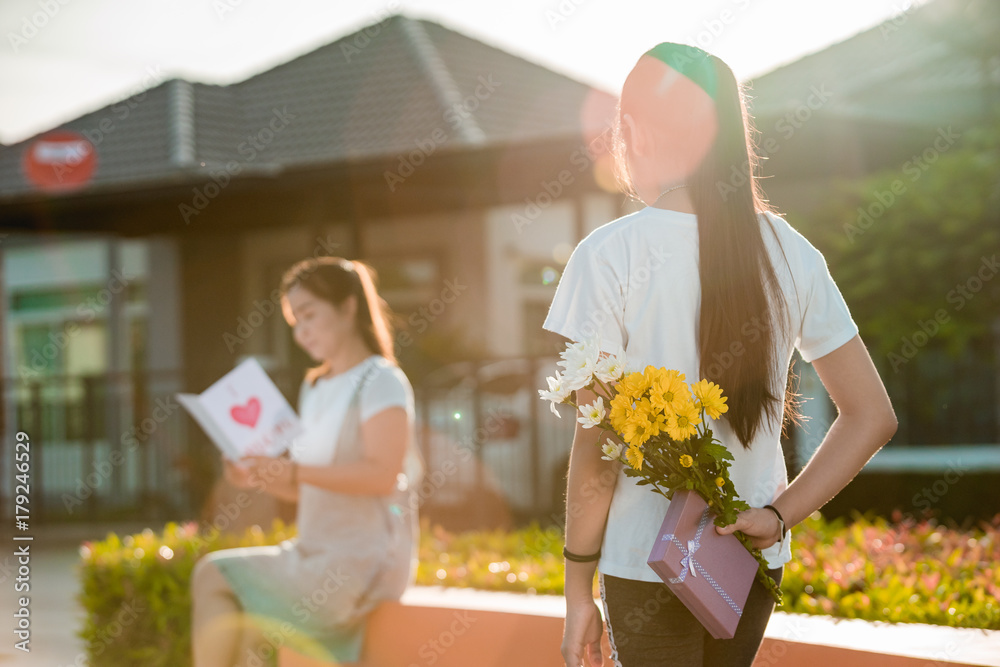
[646,489,759,639]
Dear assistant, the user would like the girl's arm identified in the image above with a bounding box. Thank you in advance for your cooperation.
[240,406,409,498]
[562,382,621,667]
[718,334,898,542]
[564,383,621,598]
[771,334,897,527]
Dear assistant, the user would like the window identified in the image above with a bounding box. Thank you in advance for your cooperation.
[364,254,443,312]
[20,323,65,376]
[519,258,561,287]
[523,300,566,357]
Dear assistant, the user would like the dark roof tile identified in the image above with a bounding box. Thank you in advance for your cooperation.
[0,13,615,201]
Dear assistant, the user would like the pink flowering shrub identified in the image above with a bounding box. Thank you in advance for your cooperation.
[777,510,999,628]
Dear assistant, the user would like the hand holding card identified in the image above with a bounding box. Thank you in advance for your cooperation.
[223,458,256,488]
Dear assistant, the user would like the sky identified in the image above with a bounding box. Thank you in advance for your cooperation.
[0,0,923,145]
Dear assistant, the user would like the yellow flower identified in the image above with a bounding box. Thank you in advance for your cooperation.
[663,368,687,383]
[630,395,652,421]
[715,476,725,487]
[665,399,702,441]
[617,371,649,401]
[625,444,644,470]
[679,454,694,468]
[608,393,634,432]
[637,396,668,435]
[647,405,669,437]
[642,365,664,387]
[648,371,690,416]
[621,405,655,447]
[692,379,729,420]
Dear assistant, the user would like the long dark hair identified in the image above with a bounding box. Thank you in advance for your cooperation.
[612,44,800,449]
[280,256,397,386]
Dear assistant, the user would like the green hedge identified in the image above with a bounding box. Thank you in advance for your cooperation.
[77,522,296,666]
[77,511,999,664]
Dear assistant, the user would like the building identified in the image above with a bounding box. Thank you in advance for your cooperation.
[0,13,623,523]
[2,1,996,526]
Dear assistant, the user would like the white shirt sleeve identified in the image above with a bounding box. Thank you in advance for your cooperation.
[794,240,859,363]
[359,365,413,423]
[542,240,627,356]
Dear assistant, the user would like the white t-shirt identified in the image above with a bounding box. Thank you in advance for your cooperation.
[291,354,415,466]
[542,206,859,581]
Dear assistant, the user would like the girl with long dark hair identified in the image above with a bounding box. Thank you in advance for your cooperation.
[544,43,897,666]
[190,256,422,667]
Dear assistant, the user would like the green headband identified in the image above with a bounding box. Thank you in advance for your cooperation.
[643,42,718,99]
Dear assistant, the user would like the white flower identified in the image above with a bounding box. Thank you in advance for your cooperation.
[557,338,601,391]
[623,359,644,377]
[576,396,606,429]
[538,370,573,417]
[594,353,626,383]
[601,437,624,461]
[559,367,593,393]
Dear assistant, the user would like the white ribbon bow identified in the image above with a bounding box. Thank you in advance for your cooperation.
[658,504,744,615]
[679,538,700,577]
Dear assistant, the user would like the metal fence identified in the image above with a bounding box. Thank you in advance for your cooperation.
[2,369,192,522]
[4,357,998,528]
[0,357,576,526]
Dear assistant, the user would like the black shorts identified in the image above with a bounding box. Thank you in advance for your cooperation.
[599,566,784,667]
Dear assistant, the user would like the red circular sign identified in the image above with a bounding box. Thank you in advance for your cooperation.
[23,130,97,191]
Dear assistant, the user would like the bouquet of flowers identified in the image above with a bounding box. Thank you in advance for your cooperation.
[539,337,783,606]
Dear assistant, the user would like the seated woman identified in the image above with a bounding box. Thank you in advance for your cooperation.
[190,256,423,667]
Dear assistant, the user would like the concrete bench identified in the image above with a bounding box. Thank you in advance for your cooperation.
[278,587,1000,667]
[278,587,577,666]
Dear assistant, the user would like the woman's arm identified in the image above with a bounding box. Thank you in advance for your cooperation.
[717,334,898,542]
[223,456,301,503]
[562,382,621,667]
[298,405,409,496]
[267,470,300,503]
[240,406,409,498]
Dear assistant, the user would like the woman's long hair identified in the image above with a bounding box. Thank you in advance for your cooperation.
[612,45,801,449]
[280,256,397,386]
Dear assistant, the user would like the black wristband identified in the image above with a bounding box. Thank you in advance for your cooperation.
[563,546,601,563]
[763,504,788,536]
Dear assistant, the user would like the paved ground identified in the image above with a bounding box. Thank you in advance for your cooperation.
[0,546,85,666]
[0,522,151,667]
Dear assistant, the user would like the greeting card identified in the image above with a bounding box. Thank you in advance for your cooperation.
[177,357,302,463]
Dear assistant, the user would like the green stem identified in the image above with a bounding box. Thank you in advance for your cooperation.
[733,531,783,605]
[649,478,672,501]
[592,376,614,402]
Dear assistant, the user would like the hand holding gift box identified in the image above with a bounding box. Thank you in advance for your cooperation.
[539,336,783,639]
[647,489,760,638]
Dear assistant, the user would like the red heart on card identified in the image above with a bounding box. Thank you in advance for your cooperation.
[230,397,260,428]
